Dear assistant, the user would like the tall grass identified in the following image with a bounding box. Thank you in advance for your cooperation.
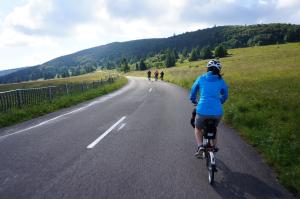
[128,43,300,195]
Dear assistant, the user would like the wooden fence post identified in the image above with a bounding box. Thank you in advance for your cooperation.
[16,89,22,108]
[65,83,69,95]
[48,86,52,101]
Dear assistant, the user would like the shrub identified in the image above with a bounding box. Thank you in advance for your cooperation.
[214,45,228,58]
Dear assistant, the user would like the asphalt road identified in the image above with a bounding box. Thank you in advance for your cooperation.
[0,77,296,199]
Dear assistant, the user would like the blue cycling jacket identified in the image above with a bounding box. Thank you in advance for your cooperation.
[190,71,228,116]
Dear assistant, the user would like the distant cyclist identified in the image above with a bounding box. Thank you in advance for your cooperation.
[190,60,228,157]
[160,70,164,81]
[147,70,151,81]
[154,70,159,81]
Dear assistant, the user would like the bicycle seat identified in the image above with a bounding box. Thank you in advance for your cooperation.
[203,119,217,139]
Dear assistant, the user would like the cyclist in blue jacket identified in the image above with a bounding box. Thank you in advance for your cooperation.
[190,60,228,157]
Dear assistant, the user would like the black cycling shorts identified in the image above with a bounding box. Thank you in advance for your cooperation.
[195,114,221,129]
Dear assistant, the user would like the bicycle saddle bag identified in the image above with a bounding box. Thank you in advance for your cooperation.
[203,119,217,139]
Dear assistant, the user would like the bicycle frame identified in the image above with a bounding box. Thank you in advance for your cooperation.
[202,137,216,163]
[203,145,215,163]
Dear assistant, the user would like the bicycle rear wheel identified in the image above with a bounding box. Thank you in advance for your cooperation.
[207,153,215,185]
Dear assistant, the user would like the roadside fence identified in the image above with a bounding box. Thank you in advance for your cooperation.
[0,75,118,112]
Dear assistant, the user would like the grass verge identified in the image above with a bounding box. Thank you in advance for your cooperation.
[128,43,300,196]
[0,76,127,128]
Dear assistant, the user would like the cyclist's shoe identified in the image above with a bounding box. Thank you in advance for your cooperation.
[194,145,204,158]
[213,167,218,172]
[213,147,219,153]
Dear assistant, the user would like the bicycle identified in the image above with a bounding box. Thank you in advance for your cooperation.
[191,105,218,185]
[201,119,218,185]
[191,108,218,185]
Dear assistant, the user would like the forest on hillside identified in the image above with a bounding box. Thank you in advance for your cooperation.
[1,23,300,84]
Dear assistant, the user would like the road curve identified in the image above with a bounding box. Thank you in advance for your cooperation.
[0,77,296,199]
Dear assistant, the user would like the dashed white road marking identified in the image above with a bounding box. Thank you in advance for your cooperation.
[117,123,126,131]
[87,116,126,149]
[149,88,152,92]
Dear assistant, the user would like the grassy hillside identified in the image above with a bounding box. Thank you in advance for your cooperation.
[1,24,300,84]
[128,42,300,196]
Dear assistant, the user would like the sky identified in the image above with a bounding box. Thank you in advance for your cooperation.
[0,0,299,70]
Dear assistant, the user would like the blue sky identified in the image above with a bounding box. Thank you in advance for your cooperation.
[0,0,299,70]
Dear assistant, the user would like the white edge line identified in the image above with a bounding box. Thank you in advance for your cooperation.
[87,116,126,149]
[117,123,126,131]
[0,106,87,140]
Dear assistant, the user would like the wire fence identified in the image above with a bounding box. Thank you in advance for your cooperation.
[0,75,118,112]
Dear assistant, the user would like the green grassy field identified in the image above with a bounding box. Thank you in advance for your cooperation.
[0,70,116,91]
[0,76,127,128]
[128,43,300,196]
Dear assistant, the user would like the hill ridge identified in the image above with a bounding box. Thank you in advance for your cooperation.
[1,23,300,84]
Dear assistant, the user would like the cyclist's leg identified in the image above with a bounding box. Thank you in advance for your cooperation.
[195,114,206,146]
[194,115,206,156]
[194,126,204,157]
[211,116,222,148]
[194,126,203,146]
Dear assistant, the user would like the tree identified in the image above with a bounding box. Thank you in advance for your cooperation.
[252,34,274,46]
[285,28,300,42]
[85,65,96,73]
[179,55,185,63]
[61,69,70,78]
[196,45,201,58]
[200,46,213,59]
[106,61,116,69]
[139,59,147,70]
[189,48,198,61]
[121,58,130,72]
[182,47,188,58]
[165,49,176,67]
[214,45,228,58]
[135,63,139,71]
[172,48,179,59]
[74,68,81,76]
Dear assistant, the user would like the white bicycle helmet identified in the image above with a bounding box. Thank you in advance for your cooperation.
[207,60,222,71]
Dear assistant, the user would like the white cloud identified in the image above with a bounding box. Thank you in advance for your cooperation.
[4,0,53,32]
[276,0,300,9]
[259,0,268,5]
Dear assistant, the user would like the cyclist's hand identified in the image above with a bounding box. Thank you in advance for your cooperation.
[192,100,198,106]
